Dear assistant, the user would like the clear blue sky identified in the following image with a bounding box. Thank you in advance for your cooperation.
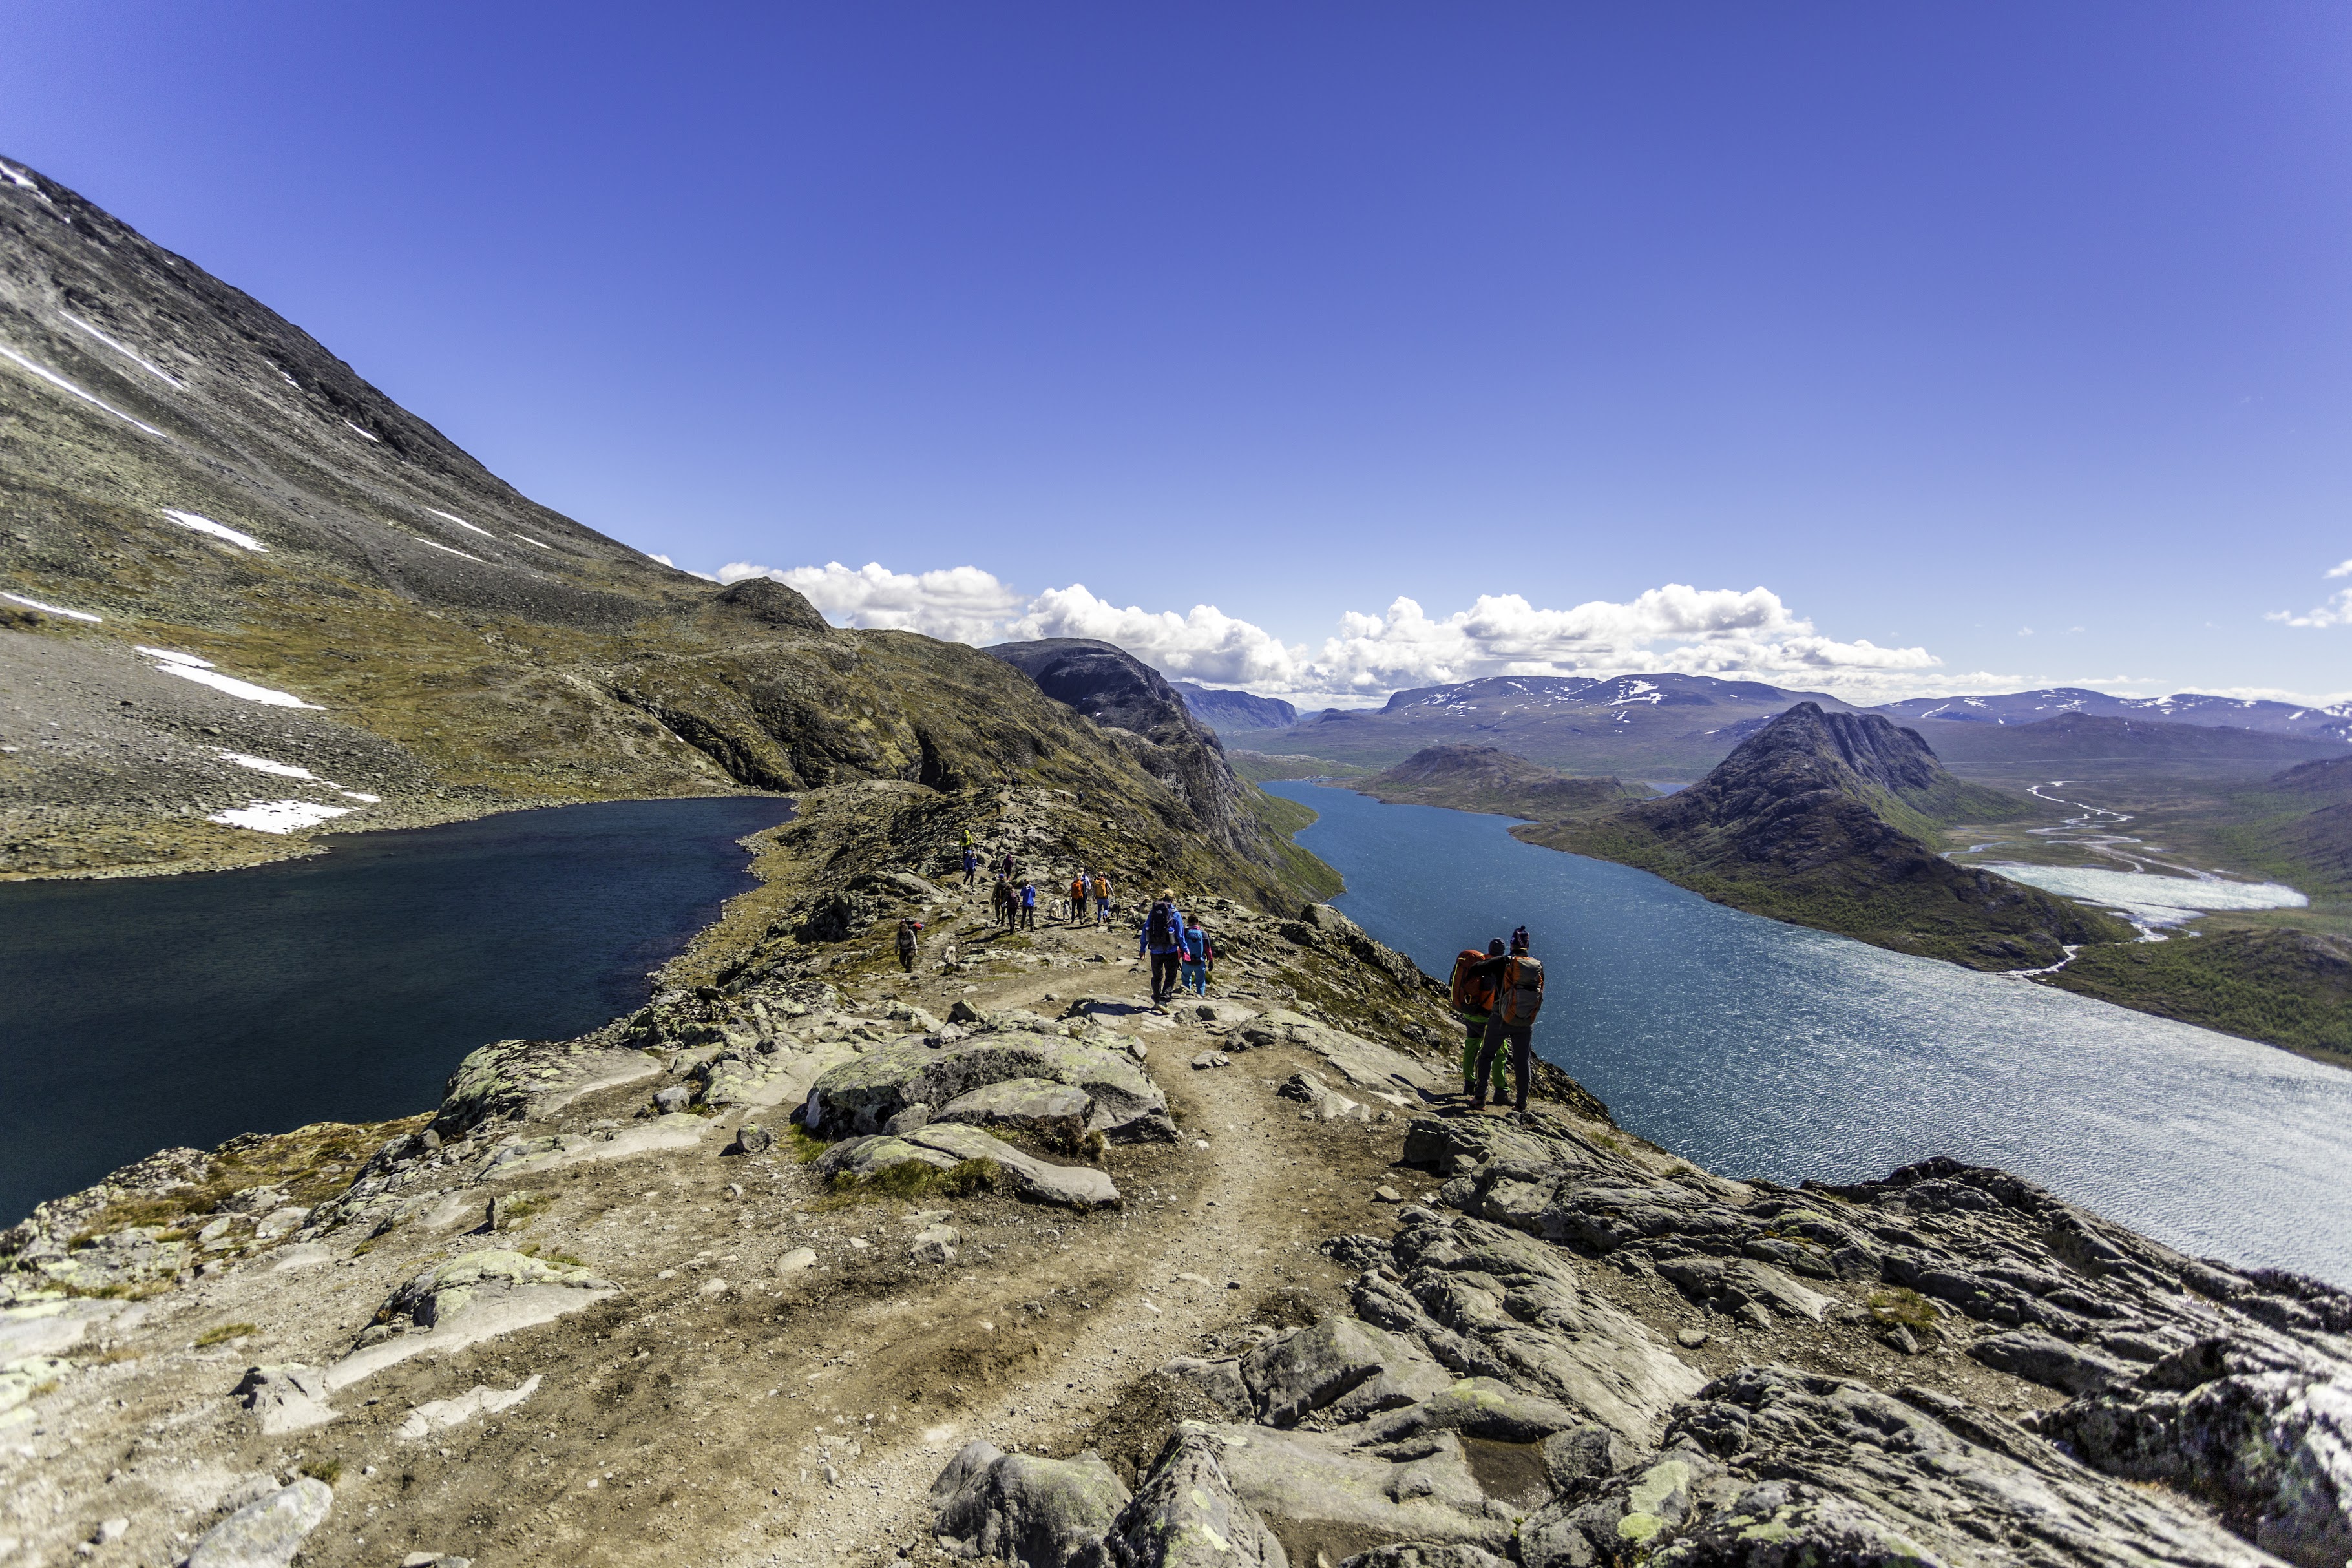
[5,4,2348,701]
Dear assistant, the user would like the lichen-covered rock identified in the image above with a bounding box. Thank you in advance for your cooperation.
[372,1248,615,1333]
[930,1441,1130,1565]
[187,1478,333,1568]
[2035,1334,2352,1568]
[907,1123,1119,1210]
[813,1135,960,1182]
[937,1078,1095,1144]
[1076,1428,1286,1568]
[806,1032,1171,1141]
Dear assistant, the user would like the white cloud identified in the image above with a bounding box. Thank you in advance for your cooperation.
[719,561,1024,645]
[2267,557,2352,629]
[708,561,1971,702]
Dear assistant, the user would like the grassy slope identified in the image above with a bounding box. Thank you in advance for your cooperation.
[1247,786,1345,902]
[2039,929,2352,1060]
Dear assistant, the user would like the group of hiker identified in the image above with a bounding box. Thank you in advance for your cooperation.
[1448,925,1544,1114]
[963,842,1118,931]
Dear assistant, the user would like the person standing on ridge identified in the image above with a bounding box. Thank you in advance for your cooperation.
[1448,938,1509,1099]
[1179,917,1215,996]
[1140,889,1186,1006]
[1019,879,1038,930]
[896,916,925,972]
[1462,930,1545,1115]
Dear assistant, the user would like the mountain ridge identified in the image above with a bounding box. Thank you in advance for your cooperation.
[0,157,1319,905]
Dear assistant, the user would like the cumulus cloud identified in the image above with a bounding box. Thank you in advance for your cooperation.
[2266,556,2352,629]
[708,559,1973,702]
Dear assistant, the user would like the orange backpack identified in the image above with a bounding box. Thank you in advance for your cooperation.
[1498,956,1546,1025]
[1449,950,1499,1016]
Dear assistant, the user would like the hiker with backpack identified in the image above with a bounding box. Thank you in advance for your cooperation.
[1460,928,1545,1114]
[896,916,925,972]
[1139,890,1187,1006]
[1067,872,1087,924]
[1179,917,1215,996]
[992,875,1016,928]
[1019,879,1038,930]
[1447,938,1511,1100]
[961,846,980,888]
[1094,872,1115,926]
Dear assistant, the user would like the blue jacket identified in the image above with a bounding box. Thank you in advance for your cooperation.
[1182,927,1211,963]
[1139,901,1186,956]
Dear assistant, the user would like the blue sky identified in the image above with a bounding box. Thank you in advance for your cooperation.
[5,4,2348,702]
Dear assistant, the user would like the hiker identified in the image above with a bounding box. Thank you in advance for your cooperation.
[1462,931,1545,1114]
[1139,889,1187,1005]
[1067,872,1087,924]
[992,874,1016,928]
[1019,879,1038,929]
[961,845,980,888]
[1000,850,1019,883]
[1447,938,1510,1099]
[1179,917,1215,996]
[896,916,925,972]
[1094,870,1115,926]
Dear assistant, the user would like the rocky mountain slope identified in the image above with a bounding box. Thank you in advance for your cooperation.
[1529,704,2132,970]
[1172,681,1297,733]
[1261,674,1861,777]
[1352,744,1647,818]
[1877,687,2352,745]
[1,778,2344,1568]
[0,158,1307,900]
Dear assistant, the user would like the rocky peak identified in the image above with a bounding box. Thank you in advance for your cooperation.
[1721,702,1943,799]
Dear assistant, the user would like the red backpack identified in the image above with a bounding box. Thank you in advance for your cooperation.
[1449,950,1499,1015]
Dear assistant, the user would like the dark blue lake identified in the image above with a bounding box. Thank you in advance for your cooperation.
[1267,781,2352,1287]
[0,796,792,1225]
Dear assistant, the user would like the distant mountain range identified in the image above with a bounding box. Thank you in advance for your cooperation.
[1142,669,2352,779]
[1876,687,2352,743]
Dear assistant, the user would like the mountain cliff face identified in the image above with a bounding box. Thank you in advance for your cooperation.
[1354,744,1644,817]
[1528,704,2130,970]
[986,638,1273,866]
[0,158,1315,904]
[1171,680,1297,733]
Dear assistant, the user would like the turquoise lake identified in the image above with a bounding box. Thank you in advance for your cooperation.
[1266,780,2352,1287]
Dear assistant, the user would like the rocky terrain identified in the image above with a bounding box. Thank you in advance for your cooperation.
[3,777,2346,1568]
[0,160,1305,893]
[1526,705,2132,972]
[1352,746,1646,819]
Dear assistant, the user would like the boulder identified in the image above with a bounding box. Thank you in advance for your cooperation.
[805,1033,1171,1142]
[813,1136,961,1182]
[906,1123,1120,1211]
[372,1248,616,1333]
[233,1364,336,1434]
[937,1078,1095,1144]
[1655,1257,1834,1324]
[1197,1420,1512,1554]
[930,1441,1130,1565]
[187,1478,333,1568]
[910,1224,960,1264]
[1080,1428,1286,1567]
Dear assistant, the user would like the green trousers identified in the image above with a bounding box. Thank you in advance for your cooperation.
[1460,1021,1508,1094]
